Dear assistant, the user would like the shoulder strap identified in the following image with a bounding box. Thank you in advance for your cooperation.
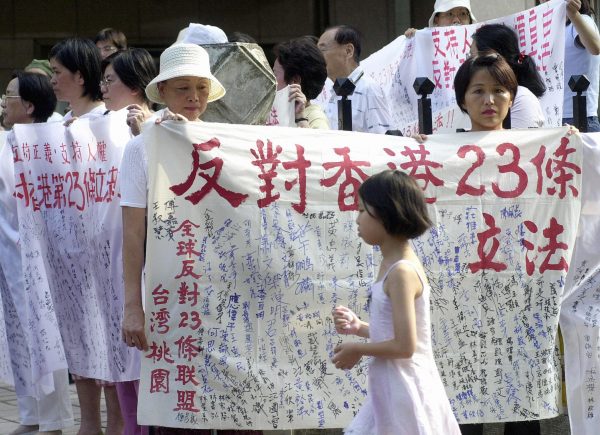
[382,259,426,288]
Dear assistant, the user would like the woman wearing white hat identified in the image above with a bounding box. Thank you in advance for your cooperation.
[121,42,225,352]
[119,43,231,434]
[404,0,476,38]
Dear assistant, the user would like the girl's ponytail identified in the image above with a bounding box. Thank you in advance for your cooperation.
[512,52,546,97]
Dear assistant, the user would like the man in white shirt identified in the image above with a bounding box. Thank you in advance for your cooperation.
[317,25,393,134]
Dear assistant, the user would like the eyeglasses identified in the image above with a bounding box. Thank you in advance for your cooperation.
[1,94,21,102]
[99,77,115,88]
[99,45,117,54]
[437,10,471,21]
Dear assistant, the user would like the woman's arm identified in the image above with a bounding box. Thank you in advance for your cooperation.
[121,206,148,351]
[568,0,600,55]
[332,263,421,370]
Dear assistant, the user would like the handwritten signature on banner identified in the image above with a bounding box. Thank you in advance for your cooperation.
[140,122,581,429]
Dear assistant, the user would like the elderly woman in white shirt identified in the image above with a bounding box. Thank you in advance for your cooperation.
[120,42,225,353]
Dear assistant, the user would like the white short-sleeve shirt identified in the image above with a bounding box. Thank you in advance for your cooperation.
[320,66,394,134]
[511,86,545,128]
[119,134,148,208]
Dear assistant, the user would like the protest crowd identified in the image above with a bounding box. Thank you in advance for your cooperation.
[0,0,599,434]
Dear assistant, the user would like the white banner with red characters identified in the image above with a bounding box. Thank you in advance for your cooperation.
[560,132,600,435]
[9,113,139,383]
[315,0,566,135]
[140,121,582,428]
[0,130,13,385]
[265,86,295,127]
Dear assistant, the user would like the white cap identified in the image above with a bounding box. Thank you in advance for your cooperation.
[428,0,476,27]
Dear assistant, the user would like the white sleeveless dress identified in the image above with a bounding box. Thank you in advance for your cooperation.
[345,260,461,435]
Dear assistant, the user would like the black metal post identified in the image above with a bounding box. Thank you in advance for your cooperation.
[569,74,590,132]
[338,96,353,131]
[333,77,357,131]
[413,77,435,135]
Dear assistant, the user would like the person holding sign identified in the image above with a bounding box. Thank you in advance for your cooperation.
[49,38,124,435]
[100,47,158,435]
[101,48,157,136]
[418,53,546,435]
[404,0,476,38]
[120,44,260,435]
[120,41,262,435]
[331,170,460,435]
[540,0,600,131]
[49,38,106,123]
[0,71,74,435]
[121,42,225,351]
[273,36,330,129]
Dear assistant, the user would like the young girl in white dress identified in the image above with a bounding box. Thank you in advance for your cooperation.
[332,170,460,435]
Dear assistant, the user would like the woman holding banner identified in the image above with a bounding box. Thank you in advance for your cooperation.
[273,36,330,129]
[49,38,106,122]
[404,0,476,38]
[121,42,226,354]
[101,47,157,136]
[416,53,543,435]
[0,71,74,435]
[120,43,261,434]
[49,38,126,435]
[100,47,157,435]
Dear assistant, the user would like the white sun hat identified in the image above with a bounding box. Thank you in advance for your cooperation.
[428,0,476,27]
[145,43,226,104]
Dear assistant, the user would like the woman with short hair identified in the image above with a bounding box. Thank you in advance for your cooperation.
[471,23,546,128]
[94,28,128,59]
[1,71,74,435]
[49,38,105,121]
[273,36,329,129]
[453,52,517,132]
[423,52,542,435]
[2,71,57,127]
[99,47,157,435]
[101,48,157,135]
[49,37,124,435]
